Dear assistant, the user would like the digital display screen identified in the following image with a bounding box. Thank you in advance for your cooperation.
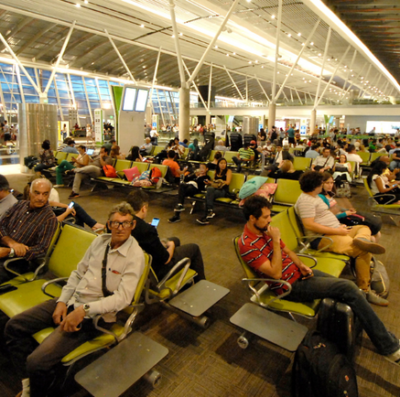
[366,121,400,134]
[135,89,149,112]
[122,87,137,111]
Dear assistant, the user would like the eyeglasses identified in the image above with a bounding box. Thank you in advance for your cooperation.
[108,221,133,229]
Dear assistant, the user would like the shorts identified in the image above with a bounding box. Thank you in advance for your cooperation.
[289,137,295,144]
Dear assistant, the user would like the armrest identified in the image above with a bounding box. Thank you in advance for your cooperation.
[368,193,397,205]
[41,277,68,298]
[3,257,46,282]
[297,235,333,253]
[296,254,318,268]
[156,257,191,295]
[241,278,292,309]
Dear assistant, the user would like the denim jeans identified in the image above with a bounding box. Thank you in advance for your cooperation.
[389,160,400,171]
[205,186,227,212]
[288,270,399,355]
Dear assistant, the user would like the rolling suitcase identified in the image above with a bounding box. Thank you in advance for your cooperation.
[317,298,363,362]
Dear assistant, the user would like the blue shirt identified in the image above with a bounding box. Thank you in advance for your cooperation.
[62,146,79,154]
[305,150,319,159]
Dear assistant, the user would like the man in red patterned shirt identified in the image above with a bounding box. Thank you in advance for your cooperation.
[238,195,400,364]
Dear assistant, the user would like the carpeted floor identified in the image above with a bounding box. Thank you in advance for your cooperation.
[1,169,400,397]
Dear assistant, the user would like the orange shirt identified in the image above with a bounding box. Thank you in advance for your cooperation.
[162,159,180,177]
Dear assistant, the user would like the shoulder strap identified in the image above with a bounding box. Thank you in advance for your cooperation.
[101,244,114,297]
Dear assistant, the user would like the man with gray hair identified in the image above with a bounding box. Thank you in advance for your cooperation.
[0,178,58,283]
[5,201,145,397]
[0,174,17,216]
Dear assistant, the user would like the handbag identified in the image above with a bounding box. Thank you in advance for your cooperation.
[210,180,225,189]
[103,164,117,178]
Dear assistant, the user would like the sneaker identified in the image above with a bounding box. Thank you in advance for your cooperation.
[367,289,389,306]
[353,238,386,255]
[196,217,210,225]
[174,204,185,212]
[385,341,400,365]
[168,215,181,223]
[68,191,80,199]
[206,210,216,219]
[53,184,64,188]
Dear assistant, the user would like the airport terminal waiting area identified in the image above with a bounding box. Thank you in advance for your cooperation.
[2,146,400,397]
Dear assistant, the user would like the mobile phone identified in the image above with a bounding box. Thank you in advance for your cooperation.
[10,189,14,193]
[151,218,160,228]
[68,201,75,208]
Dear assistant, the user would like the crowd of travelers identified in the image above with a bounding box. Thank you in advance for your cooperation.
[1,122,400,396]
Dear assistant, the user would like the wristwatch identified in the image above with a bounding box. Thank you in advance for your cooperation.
[83,303,90,315]
[8,248,15,258]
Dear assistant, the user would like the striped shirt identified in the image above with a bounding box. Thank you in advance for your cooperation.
[0,200,58,261]
[238,224,301,295]
[238,147,255,161]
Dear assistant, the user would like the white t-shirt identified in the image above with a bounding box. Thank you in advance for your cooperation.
[371,175,383,195]
[346,153,362,164]
[295,193,340,237]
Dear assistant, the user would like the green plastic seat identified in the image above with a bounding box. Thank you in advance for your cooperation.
[0,224,97,319]
[363,178,400,215]
[287,207,350,262]
[215,173,245,205]
[233,236,320,318]
[152,146,165,157]
[132,162,150,174]
[369,152,386,164]
[224,151,239,165]
[293,157,312,171]
[271,179,302,212]
[358,151,371,166]
[55,151,67,165]
[209,150,224,161]
[270,210,346,277]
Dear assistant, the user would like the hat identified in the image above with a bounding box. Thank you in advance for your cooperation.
[250,140,256,145]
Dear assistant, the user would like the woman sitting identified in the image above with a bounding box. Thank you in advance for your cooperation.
[54,145,89,188]
[110,145,125,159]
[319,172,381,239]
[269,159,303,180]
[196,158,232,225]
[207,151,222,170]
[367,161,400,204]
[332,154,352,185]
[34,140,55,175]
[126,146,143,162]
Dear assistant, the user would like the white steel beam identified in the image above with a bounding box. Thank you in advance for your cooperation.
[207,64,212,111]
[44,20,76,95]
[155,89,166,126]
[67,74,77,110]
[183,60,208,111]
[314,27,331,108]
[187,0,240,86]
[271,0,283,103]
[82,76,93,123]
[274,20,320,102]
[344,62,367,95]
[149,48,162,108]
[15,65,25,106]
[54,77,64,121]
[315,46,351,108]
[295,89,303,105]
[224,66,244,100]
[255,76,270,103]
[104,28,136,84]
[169,0,187,87]
[0,33,41,95]
[342,50,357,91]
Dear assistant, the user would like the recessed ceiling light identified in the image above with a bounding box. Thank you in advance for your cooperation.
[76,3,80,7]
[172,35,175,38]
[84,0,88,3]
[297,32,301,36]
[179,32,183,36]
[248,61,252,64]
[140,24,144,28]
[318,53,321,56]
[288,33,291,38]
[215,45,218,49]
[271,14,275,19]
[310,42,314,46]
[255,60,258,63]
[233,52,236,55]
[226,53,229,56]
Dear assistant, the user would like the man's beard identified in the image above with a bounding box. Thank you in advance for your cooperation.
[254,223,269,233]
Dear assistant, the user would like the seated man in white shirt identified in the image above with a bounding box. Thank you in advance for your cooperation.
[0,175,17,216]
[140,138,153,156]
[311,147,335,173]
[346,144,363,176]
[294,171,388,306]
[5,202,145,397]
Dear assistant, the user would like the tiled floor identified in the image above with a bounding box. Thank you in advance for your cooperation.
[1,170,400,397]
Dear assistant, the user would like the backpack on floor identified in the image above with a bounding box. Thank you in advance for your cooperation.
[292,330,358,397]
[335,181,351,198]
[371,257,390,299]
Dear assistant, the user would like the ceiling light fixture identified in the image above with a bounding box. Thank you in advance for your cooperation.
[297,32,301,36]
[76,3,80,7]
[140,24,144,28]
[271,14,275,19]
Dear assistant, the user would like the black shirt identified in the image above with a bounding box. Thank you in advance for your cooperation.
[131,215,169,276]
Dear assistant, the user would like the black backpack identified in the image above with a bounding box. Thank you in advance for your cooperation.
[292,330,358,397]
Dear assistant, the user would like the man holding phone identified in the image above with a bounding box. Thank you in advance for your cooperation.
[127,190,206,281]
[239,195,400,365]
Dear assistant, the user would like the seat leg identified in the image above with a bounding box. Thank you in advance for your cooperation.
[190,200,197,215]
